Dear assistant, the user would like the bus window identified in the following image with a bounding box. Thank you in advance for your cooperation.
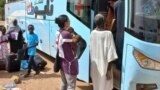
[129,0,160,44]
[67,0,91,27]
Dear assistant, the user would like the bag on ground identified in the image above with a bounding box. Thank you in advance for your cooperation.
[54,50,61,73]
[6,54,21,73]
[34,55,47,70]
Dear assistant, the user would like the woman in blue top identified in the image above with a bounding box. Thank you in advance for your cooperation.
[23,24,40,78]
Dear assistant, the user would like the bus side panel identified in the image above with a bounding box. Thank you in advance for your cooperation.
[18,17,27,39]
[26,0,66,20]
[26,0,90,82]
[49,21,59,57]
[26,19,50,55]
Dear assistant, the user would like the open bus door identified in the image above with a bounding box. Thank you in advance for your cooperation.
[92,0,123,89]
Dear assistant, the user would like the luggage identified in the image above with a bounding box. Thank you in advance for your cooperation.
[54,50,61,73]
[34,55,47,70]
[17,49,29,61]
[6,54,21,72]
[18,49,29,70]
[20,60,28,70]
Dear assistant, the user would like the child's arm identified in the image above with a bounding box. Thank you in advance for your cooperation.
[27,43,38,49]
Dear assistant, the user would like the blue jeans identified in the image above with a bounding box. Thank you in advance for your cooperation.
[27,55,38,74]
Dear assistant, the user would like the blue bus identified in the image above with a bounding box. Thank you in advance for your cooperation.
[5,0,160,89]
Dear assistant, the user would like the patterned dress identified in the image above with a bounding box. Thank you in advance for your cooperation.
[0,34,9,60]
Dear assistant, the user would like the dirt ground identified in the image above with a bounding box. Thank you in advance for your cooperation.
[0,52,93,90]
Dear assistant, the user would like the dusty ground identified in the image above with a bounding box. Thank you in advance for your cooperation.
[0,52,93,90]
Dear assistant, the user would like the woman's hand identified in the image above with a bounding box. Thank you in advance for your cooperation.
[72,35,80,43]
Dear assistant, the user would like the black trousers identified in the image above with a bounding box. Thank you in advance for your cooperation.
[27,55,38,74]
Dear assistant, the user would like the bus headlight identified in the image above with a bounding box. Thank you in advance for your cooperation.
[133,49,160,70]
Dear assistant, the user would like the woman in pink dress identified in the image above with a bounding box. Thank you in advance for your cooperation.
[0,26,9,60]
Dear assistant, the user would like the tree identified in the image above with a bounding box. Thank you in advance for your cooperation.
[0,0,5,20]
[0,0,5,7]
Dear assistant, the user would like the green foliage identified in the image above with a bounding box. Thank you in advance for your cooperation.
[0,0,5,7]
[0,0,5,20]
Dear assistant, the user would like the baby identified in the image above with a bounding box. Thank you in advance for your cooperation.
[67,27,86,59]
[67,27,80,43]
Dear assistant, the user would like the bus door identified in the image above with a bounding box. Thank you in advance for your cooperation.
[92,0,121,89]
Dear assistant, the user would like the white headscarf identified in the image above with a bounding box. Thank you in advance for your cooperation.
[7,20,21,33]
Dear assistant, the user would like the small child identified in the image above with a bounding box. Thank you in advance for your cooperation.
[0,26,9,60]
[67,27,86,59]
[23,24,40,78]
[67,27,80,43]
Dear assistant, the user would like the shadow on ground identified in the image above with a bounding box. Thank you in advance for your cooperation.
[77,85,93,90]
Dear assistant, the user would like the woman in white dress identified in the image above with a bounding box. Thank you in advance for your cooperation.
[90,14,118,90]
[0,26,9,60]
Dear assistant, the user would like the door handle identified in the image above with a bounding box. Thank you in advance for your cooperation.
[40,39,43,43]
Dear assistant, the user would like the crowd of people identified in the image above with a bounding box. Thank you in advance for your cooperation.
[0,13,118,90]
[0,19,40,77]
